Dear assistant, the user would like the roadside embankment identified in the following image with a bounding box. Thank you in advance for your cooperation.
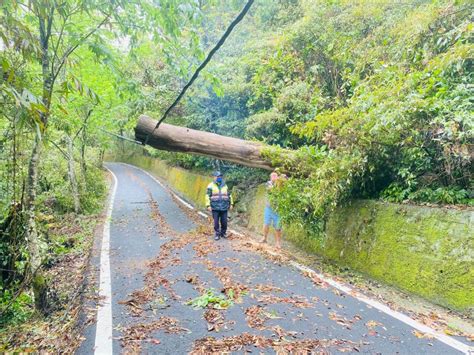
[109,151,473,313]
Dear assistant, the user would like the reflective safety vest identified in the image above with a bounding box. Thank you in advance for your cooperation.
[205,182,233,211]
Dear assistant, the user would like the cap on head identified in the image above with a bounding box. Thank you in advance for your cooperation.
[212,171,223,177]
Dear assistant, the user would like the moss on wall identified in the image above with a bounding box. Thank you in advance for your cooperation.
[246,185,267,233]
[281,201,473,312]
[114,154,210,208]
[110,152,474,312]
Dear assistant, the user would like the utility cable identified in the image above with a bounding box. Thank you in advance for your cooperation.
[99,128,143,144]
[143,0,255,146]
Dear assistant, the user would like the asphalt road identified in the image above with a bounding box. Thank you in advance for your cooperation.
[78,162,468,354]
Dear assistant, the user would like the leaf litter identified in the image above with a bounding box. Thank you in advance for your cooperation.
[116,187,472,353]
[0,214,101,353]
[121,200,367,352]
[120,316,188,353]
[190,332,360,354]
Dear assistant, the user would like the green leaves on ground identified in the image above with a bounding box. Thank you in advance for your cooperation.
[187,289,234,310]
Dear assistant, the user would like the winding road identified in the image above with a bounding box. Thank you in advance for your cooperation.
[78,162,470,354]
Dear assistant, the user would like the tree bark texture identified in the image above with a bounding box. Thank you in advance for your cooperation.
[25,135,42,273]
[80,126,88,177]
[66,135,80,213]
[25,133,48,311]
[135,115,275,170]
[24,12,54,313]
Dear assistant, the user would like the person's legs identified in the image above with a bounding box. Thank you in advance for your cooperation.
[212,210,220,240]
[261,225,269,243]
[274,229,282,249]
[273,212,282,249]
[220,210,228,238]
[261,206,272,243]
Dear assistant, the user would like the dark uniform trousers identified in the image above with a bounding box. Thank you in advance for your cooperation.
[212,210,228,237]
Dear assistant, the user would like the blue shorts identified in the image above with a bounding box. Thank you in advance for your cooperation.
[264,206,281,230]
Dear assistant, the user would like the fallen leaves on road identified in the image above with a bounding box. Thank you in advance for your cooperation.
[365,320,387,336]
[254,283,283,293]
[121,317,187,353]
[328,312,359,330]
[198,259,249,301]
[190,332,359,354]
[304,271,329,289]
[193,238,219,257]
[115,191,474,353]
[409,311,470,338]
[257,294,313,308]
[120,202,195,317]
[366,320,384,329]
[148,195,174,238]
[412,330,435,339]
[185,274,206,294]
[231,239,290,265]
[245,305,267,329]
[271,325,298,339]
[118,298,144,317]
[203,309,235,332]
[187,288,233,310]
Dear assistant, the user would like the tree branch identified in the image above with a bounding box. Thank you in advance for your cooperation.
[47,138,69,160]
[73,108,94,141]
[52,11,113,84]
[50,13,69,73]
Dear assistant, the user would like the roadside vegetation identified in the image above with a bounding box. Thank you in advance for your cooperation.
[0,0,472,351]
[0,0,209,350]
[137,1,473,236]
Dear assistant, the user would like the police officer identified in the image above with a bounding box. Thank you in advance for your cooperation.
[205,171,233,240]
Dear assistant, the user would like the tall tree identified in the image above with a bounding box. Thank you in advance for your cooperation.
[1,0,203,312]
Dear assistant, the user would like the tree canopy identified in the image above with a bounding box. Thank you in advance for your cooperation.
[0,0,472,334]
[134,0,473,233]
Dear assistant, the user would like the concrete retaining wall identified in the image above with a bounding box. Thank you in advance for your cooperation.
[110,151,474,312]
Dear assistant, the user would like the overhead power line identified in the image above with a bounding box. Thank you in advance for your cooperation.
[143,0,255,146]
[100,128,143,144]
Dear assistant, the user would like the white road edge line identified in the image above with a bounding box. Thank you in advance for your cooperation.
[94,166,117,355]
[115,162,472,355]
[229,229,244,237]
[120,163,195,210]
[243,240,471,354]
[198,211,208,219]
[287,261,471,354]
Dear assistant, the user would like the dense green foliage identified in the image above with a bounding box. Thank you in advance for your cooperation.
[138,0,473,235]
[0,0,208,329]
[0,0,472,338]
[265,1,473,231]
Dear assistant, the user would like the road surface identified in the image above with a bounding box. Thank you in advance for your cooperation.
[78,162,470,354]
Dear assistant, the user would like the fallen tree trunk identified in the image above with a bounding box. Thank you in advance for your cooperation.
[135,115,277,170]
